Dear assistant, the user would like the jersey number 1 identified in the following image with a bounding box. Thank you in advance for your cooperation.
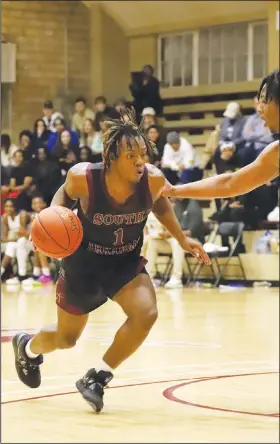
[113,228,124,246]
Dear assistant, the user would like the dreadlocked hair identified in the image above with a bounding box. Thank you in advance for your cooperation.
[102,107,156,171]
[257,69,280,105]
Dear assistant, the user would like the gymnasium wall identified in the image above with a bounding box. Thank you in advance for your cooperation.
[2,0,91,136]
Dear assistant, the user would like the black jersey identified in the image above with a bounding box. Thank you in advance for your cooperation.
[76,163,153,256]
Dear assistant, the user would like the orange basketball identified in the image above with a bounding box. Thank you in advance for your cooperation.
[31,206,83,258]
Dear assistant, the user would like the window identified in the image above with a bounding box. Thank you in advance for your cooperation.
[158,32,194,87]
[158,21,268,86]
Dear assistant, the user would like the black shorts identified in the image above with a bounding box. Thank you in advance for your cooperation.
[56,245,147,315]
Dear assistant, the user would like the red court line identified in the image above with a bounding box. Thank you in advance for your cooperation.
[2,376,202,405]
[163,371,279,418]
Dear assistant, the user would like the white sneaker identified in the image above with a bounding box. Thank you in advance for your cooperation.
[152,278,162,288]
[164,277,183,289]
[5,276,20,285]
[21,277,42,287]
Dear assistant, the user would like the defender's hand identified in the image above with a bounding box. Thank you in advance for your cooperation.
[180,237,211,265]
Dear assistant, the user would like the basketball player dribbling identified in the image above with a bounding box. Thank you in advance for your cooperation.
[13,113,210,413]
[163,70,279,200]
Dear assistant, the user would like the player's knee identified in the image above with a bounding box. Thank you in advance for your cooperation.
[56,334,77,349]
[137,306,158,331]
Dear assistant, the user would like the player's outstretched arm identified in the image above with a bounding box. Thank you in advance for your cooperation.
[162,141,279,200]
[51,162,90,208]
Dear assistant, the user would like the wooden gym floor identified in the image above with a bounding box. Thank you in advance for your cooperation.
[1,284,279,443]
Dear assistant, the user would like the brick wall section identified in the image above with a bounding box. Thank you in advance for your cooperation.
[2,1,91,139]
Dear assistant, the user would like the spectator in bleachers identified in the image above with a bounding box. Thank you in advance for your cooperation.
[1,134,18,169]
[219,102,247,149]
[33,119,51,151]
[9,150,33,211]
[71,97,95,135]
[1,199,32,283]
[52,130,79,175]
[147,124,165,165]
[42,100,63,133]
[129,65,163,118]
[1,166,11,215]
[161,131,195,185]
[94,96,116,120]
[213,142,243,175]
[142,107,156,129]
[242,96,274,157]
[80,118,95,148]
[34,147,62,206]
[47,117,79,153]
[21,196,53,285]
[91,114,108,162]
[113,97,127,118]
[145,198,204,288]
[19,130,36,163]
[80,146,93,163]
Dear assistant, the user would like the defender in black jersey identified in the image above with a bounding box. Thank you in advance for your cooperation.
[13,113,210,413]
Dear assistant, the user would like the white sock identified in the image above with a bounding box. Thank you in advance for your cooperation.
[33,267,41,277]
[25,339,39,359]
[96,360,113,373]
[42,267,51,276]
[1,267,5,276]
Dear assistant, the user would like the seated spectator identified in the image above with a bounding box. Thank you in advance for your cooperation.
[47,117,79,153]
[161,131,195,185]
[21,196,53,285]
[129,65,163,118]
[242,96,273,157]
[113,97,127,118]
[1,166,11,215]
[52,130,78,175]
[1,134,18,169]
[142,107,156,129]
[19,130,36,163]
[34,147,62,205]
[42,100,63,133]
[33,118,51,150]
[146,125,165,165]
[145,199,204,288]
[1,199,32,283]
[80,118,95,147]
[71,97,95,135]
[80,146,93,163]
[94,96,116,121]
[9,150,34,211]
[213,142,243,175]
[91,114,108,162]
[219,102,247,152]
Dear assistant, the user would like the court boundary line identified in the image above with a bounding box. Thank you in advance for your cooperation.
[2,371,278,411]
[163,371,280,418]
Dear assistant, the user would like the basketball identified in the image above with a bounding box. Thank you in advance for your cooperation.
[31,206,83,258]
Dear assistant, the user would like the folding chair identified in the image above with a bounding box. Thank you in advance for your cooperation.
[187,222,246,287]
[185,221,218,285]
[156,252,193,286]
[212,222,246,287]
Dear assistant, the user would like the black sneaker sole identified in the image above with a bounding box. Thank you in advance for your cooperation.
[76,379,104,413]
[12,333,42,389]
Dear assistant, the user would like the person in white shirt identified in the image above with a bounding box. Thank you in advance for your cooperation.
[161,131,194,185]
[1,134,18,169]
[42,100,63,133]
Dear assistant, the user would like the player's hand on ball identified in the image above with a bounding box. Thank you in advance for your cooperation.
[180,237,211,265]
